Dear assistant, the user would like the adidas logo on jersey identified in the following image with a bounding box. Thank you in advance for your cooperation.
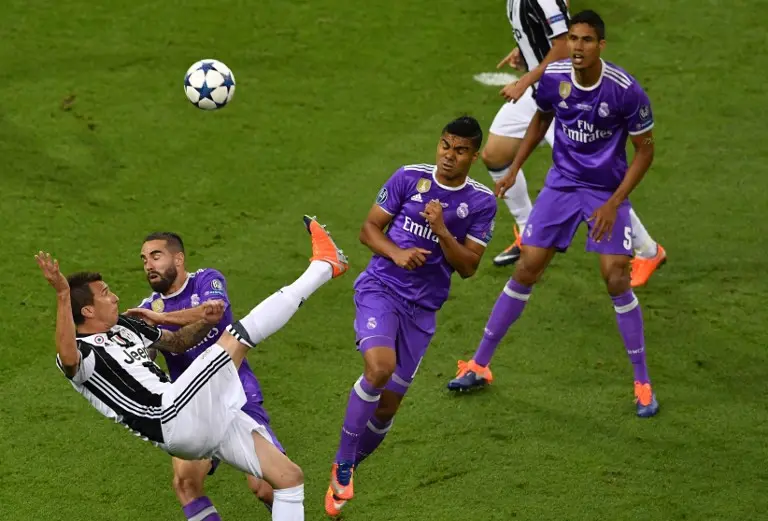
[558,100,568,109]
[410,193,423,202]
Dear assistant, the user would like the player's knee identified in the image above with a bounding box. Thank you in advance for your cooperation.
[514,256,543,286]
[172,473,204,502]
[603,264,630,294]
[481,146,514,170]
[364,361,395,388]
[281,461,304,487]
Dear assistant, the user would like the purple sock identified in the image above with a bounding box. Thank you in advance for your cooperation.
[612,290,650,384]
[182,497,221,521]
[335,375,383,463]
[473,279,532,367]
[355,416,393,466]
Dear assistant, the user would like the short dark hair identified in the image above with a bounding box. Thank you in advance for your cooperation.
[143,232,185,254]
[67,272,103,325]
[442,115,483,150]
[570,10,606,40]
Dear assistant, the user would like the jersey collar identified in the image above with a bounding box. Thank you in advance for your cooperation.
[432,165,468,191]
[162,272,191,299]
[571,58,605,92]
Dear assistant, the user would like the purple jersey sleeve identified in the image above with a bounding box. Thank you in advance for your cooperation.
[623,82,654,136]
[375,167,408,216]
[195,269,231,308]
[535,70,557,113]
[465,202,497,247]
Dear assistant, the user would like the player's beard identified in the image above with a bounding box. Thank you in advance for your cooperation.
[147,266,178,294]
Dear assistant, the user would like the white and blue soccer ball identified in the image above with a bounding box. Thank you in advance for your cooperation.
[184,59,236,110]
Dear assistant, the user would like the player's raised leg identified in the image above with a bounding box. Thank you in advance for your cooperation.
[448,186,580,391]
[223,215,347,366]
[628,208,667,287]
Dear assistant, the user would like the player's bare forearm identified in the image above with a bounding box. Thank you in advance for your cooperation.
[55,291,80,377]
[360,221,403,260]
[523,36,569,86]
[153,320,213,353]
[511,110,554,174]
[433,231,482,278]
[608,132,655,206]
[152,307,207,327]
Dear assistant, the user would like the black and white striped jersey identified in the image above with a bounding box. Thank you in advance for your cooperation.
[507,0,569,73]
[56,315,171,444]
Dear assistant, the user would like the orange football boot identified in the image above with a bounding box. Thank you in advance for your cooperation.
[630,244,666,287]
[324,486,348,517]
[304,215,349,278]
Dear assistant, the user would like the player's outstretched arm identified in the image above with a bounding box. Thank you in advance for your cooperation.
[150,300,225,353]
[125,306,211,327]
[35,252,79,377]
[497,110,555,197]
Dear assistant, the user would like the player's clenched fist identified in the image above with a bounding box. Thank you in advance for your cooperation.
[392,247,431,270]
[201,299,226,323]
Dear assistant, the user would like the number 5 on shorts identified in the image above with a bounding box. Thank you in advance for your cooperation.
[623,226,632,251]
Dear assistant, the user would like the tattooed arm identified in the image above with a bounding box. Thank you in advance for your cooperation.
[153,320,215,353]
[146,300,226,354]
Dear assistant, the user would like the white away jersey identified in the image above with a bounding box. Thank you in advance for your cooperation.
[56,315,171,444]
[507,0,569,73]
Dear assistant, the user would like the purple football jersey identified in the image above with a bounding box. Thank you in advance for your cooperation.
[362,164,497,311]
[139,268,264,403]
[536,59,654,191]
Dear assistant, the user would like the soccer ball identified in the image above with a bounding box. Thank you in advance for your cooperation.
[184,59,236,110]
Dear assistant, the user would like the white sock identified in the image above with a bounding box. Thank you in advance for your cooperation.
[272,484,304,521]
[629,208,658,258]
[285,261,332,301]
[488,167,532,230]
[232,262,332,347]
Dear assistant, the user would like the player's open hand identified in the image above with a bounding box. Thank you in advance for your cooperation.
[35,251,69,295]
[420,199,448,236]
[392,247,431,270]
[494,171,519,199]
[497,48,524,71]
[201,299,226,324]
[124,307,163,326]
[588,201,619,243]
[500,77,530,103]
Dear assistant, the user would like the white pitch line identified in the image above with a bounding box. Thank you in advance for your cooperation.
[473,72,520,86]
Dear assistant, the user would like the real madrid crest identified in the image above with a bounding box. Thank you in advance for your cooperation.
[416,179,432,193]
[457,202,469,219]
[151,299,164,312]
[559,81,572,99]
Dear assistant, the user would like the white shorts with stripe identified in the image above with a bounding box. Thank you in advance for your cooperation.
[489,85,555,145]
[159,345,276,478]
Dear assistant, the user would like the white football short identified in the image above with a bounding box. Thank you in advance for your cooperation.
[159,345,276,478]
[489,85,555,146]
